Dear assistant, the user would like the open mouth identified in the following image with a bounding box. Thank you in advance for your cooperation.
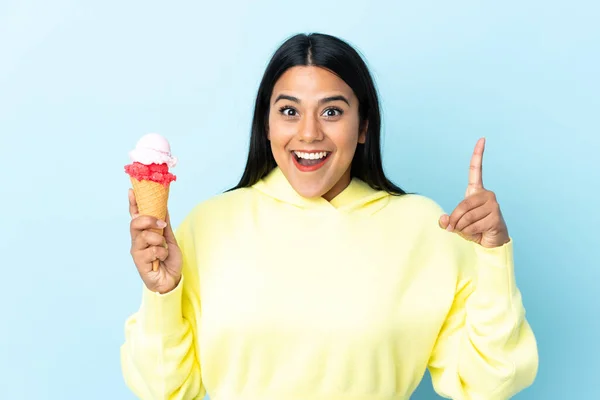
[292,151,331,171]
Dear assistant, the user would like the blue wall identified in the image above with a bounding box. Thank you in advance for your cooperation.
[1,1,598,398]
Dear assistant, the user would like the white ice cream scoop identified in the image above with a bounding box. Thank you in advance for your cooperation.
[129,133,178,168]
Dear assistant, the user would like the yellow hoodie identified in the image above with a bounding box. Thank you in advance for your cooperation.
[120,167,538,400]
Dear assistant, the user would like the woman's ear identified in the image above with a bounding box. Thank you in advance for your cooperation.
[358,120,368,144]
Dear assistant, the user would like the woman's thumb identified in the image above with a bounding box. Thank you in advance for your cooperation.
[163,211,178,245]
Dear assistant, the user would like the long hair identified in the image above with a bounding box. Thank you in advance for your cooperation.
[230,32,405,195]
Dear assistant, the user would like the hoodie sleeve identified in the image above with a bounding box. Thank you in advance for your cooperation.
[120,217,205,400]
[427,238,539,399]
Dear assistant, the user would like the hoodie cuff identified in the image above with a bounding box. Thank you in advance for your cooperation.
[471,239,518,299]
[140,275,185,335]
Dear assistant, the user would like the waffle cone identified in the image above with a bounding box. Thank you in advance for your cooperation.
[130,178,170,271]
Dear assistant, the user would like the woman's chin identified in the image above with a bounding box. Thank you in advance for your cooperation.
[285,165,350,201]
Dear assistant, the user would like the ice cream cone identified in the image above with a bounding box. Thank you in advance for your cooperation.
[125,133,177,271]
[130,177,170,271]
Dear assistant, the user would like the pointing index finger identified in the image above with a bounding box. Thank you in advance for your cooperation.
[468,137,485,192]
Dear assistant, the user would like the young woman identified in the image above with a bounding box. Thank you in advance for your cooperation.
[121,33,538,400]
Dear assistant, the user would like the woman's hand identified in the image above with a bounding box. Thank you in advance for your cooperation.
[129,189,183,294]
[439,138,510,248]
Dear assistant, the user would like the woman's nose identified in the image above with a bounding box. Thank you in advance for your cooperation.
[297,115,323,143]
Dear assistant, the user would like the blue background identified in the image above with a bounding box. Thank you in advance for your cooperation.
[1,0,598,398]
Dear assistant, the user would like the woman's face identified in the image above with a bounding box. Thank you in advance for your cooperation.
[268,66,366,201]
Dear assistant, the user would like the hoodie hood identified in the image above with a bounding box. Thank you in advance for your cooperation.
[252,167,390,214]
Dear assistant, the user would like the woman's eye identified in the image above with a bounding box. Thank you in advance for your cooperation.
[323,108,343,118]
[279,107,298,117]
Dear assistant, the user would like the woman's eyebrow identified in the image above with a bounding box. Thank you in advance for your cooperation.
[273,94,350,106]
[319,95,350,106]
[273,94,300,104]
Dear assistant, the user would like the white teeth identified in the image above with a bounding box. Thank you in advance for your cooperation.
[294,151,328,160]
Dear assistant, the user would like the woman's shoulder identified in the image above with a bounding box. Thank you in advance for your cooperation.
[377,194,447,237]
[388,193,476,255]
[386,192,447,219]
[183,187,255,219]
